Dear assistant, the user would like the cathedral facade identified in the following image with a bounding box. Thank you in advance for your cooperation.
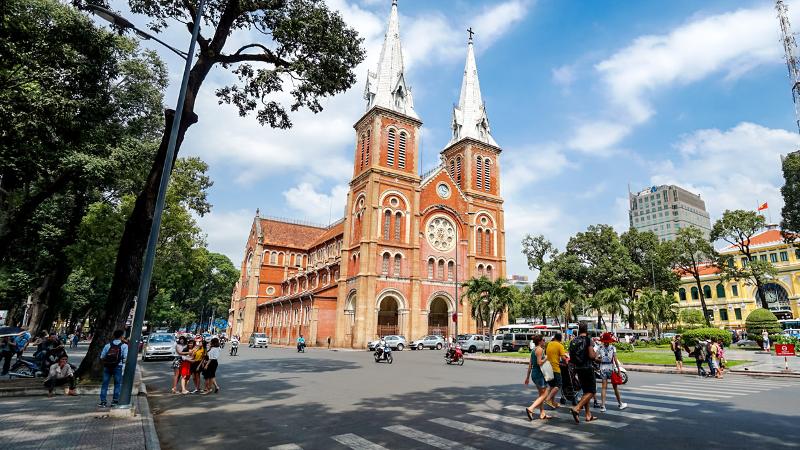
[228,1,507,348]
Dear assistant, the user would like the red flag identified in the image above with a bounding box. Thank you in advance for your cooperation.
[758,202,768,211]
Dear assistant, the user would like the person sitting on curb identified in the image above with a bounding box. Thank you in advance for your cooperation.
[44,355,77,397]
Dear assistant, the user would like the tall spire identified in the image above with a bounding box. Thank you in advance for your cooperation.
[448,30,497,148]
[364,0,418,120]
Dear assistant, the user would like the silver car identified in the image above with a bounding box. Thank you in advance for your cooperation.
[367,335,407,351]
[410,335,446,350]
[141,333,176,361]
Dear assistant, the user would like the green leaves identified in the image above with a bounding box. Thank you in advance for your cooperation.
[781,152,800,237]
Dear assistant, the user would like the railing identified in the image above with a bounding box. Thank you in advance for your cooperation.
[262,215,344,229]
[420,164,444,181]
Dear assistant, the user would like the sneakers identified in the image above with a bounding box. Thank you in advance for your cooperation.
[111,400,119,406]
[600,405,607,412]
[97,401,108,408]
[619,402,628,410]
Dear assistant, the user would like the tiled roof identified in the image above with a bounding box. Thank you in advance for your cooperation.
[311,220,345,248]
[676,263,721,278]
[260,218,327,249]
[721,229,791,252]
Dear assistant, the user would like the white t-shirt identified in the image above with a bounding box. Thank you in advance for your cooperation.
[207,347,220,360]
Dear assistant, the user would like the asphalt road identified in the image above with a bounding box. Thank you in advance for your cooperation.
[142,346,800,450]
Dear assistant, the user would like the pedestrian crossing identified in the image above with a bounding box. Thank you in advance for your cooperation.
[269,377,796,449]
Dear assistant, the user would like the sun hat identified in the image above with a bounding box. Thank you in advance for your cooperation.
[600,332,616,344]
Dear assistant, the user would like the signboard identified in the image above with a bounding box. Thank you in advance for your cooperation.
[775,343,796,356]
[214,319,228,329]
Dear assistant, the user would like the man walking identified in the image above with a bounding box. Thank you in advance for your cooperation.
[44,355,77,397]
[569,322,598,423]
[692,339,708,377]
[544,332,567,409]
[98,329,128,407]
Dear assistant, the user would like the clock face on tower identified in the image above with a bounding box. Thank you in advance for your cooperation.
[436,183,451,199]
[426,216,456,251]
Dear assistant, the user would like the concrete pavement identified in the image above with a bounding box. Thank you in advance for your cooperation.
[142,345,800,450]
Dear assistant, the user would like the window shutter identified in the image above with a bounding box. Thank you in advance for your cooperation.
[387,128,396,166]
[398,131,406,168]
[476,156,483,189]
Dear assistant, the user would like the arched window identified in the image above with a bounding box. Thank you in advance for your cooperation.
[456,156,462,184]
[484,230,491,256]
[394,254,401,277]
[387,128,396,167]
[447,261,454,281]
[476,230,483,255]
[383,210,391,240]
[487,265,493,279]
[690,286,699,300]
[359,134,365,170]
[679,288,686,301]
[398,131,407,169]
[703,285,712,299]
[477,264,485,277]
[484,159,491,191]
[428,258,434,279]
[382,253,389,275]
[365,130,370,165]
[449,159,455,178]
[394,212,402,241]
[269,252,277,265]
[716,283,726,298]
[476,156,483,189]
[246,252,253,278]
[438,259,445,279]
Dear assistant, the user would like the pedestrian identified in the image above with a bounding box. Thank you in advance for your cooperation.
[71,333,79,349]
[691,339,708,377]
[192,338,206,393]
[762,329,770,352]
[705,339,715,377]
[14,327,31,359]
[98,329,128,407]
[569,322,598,424]
[170,336,188,394]
[671,335,684,372]
[203,337,221,394]
[179,340,196,394]
[524,334,552,420]
[44,355,77,397]
[544,332,567,409]
[0,336,16,375]
[709,338,721,379]
[596,332,628,412]
[717,341,726,379]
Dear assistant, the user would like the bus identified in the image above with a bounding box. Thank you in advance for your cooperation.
[495,324,562,351]
[779,319,800,330]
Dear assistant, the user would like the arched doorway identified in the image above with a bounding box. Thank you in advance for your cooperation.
[757,283,793,319]
[428,297,449,338]
[377,296,399,337]
[345,292,356,347]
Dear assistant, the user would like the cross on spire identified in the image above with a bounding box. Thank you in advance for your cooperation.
[467,27,475,43]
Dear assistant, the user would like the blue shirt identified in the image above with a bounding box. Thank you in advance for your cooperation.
[14,331,30,350]
[100,339,128,367]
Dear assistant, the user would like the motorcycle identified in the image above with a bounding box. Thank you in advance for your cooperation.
[8,355,76,379]
[373,345,393,364]
[445,345,464,366]
[229,339,239,356]
[220,337,226,349]
[297,342,306,353]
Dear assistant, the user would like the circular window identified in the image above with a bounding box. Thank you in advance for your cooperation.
[426,216,456,251]
[436,183,451,199]
[358,198,365,209]
[480,216,488,225]
[390,197,399,207]
[266,287,275,295]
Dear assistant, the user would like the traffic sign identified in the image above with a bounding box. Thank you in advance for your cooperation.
[775,343,796,356]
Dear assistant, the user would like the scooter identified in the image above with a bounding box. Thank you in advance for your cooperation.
[297,342,306,353]
[445,345,464,366]
[373,345,393,364]
[8,355,76,379]
[593,361,629,384]
[229,339,239,356]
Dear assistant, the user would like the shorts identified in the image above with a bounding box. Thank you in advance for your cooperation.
[673,351,683,362]
[203,360,218,379]
[179,361,192,377]
[191,361,202,374]
[599,366,614,380]
[576,368,596,394]
[548,372,562,389]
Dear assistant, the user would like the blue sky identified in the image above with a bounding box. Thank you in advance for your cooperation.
[109,0,800,276]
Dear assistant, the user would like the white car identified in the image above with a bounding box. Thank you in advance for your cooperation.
[458,334,502,353]
[141,333,176,361]
[367,335,407,351]
[249,333,269,348]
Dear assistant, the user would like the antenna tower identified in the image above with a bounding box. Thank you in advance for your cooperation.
[777,0,800,133]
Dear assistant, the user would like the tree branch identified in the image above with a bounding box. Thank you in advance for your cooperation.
[218,44,290,67]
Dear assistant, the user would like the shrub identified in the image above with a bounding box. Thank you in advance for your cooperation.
[681,327,732,347]
[615,342,634,352]
[745,308,781,342]
[773,335,799,345]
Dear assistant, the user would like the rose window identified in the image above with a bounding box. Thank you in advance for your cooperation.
[426,217,456,251]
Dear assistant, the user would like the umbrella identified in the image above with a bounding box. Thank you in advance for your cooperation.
[0,326,22,337]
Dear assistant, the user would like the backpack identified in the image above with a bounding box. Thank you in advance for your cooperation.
[569,336,590,368]
[103,342,122,368]
[694,342,707,360]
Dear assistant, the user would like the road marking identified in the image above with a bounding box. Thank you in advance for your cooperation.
[468,412,594,442]
[269,445,302,450]
[384,425,478,450]
[431,417,554,449]
[649,384,750,395]
[501,406,628,429]
[620,402,677,412]
[625,387,729,400]
[331,434,388,450]
[621,395,698,406]
[715,380,789,388]
[664,382,764,393]
[597,408,657,421]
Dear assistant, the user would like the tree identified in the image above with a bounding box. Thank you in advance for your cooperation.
[590,287,625,332]
[509,285,534,323]
[672,227,717,326]
[711,210,776,309]
[560,280,583,330]
[679,309,705,329]
[781,151,800,238]
[521,234,557,272]
[74,0,365,379]
[636,289,678,337]
[745,308,781,344]
[462,277,513,352]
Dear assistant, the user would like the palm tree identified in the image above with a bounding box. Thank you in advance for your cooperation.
[595,287,625,332]
[637,289,679,337]
[560,280,583,331]
[462,277,491,331]
[537,291,562,327]
[462,277,513,352]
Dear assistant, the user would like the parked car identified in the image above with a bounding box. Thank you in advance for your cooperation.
[457,334,503,353]
[367,335,407,351]
[783,329,800,339]
[141,333,177,361]
[249,333,269,348]
[410,335,446,350]
[735,338,758,347]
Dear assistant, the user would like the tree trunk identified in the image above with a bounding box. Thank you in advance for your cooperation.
[694,276,711,326]
[754,278,768,309]
[75,108,199,380]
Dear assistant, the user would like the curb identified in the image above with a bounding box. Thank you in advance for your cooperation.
[138,389,161,450]
[0,365,145,397]
[463,355,800,378]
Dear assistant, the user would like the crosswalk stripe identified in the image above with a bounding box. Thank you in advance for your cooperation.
[384,425,478,450]
[500,406,628,429]
[625,387,729,400]
[431,417,554,449]
[597,408,657,421]
[332,434,388,450]
[664,383,763,393]
[648,384,749,395]
[621,402,677,412]
[468,412,594,442]
[622,395,698,406]
[269,445,302,450]
[715,380,788,388]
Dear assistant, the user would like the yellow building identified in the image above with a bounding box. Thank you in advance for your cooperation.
[676,228,800,328]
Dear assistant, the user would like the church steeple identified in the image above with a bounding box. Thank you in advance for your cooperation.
[447,31,497,148]
[364,0,418,120]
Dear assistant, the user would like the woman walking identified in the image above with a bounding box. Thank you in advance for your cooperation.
[179,340,196,394]
[203,338,221,394]
[717,341,726,379]
[671,335,684,372]
[191,338,206,393]
[523,335,552,420]
[597,332,628,412]
[170,336,188,394]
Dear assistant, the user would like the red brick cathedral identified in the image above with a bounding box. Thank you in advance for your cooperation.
[228,1,507,347]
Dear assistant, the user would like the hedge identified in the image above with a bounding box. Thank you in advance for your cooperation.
[681,327,732,347]
[745,308,781,339]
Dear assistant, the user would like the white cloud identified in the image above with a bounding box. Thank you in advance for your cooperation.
[504,199,564,277]
[576,181,608,200]
[502,143,571,195]
[650,122,800,221]
[552,64,576,88]
[282,183,350,224]
[567,121,630,155]
[196,209,255,266]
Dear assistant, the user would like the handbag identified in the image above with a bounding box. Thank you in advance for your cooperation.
[610,370,623,385]
[541,360,555,382]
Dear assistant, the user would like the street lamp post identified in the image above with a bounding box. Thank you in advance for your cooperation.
[88,2,207,410]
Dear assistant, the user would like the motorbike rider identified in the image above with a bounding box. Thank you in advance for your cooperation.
[297,334,306,351]
[229,336,239,356]
[375,337,388,357]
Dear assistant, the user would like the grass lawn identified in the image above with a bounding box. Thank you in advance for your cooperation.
[479,350,750,368]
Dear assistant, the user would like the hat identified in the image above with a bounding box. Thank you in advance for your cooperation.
[600,332,616,344]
